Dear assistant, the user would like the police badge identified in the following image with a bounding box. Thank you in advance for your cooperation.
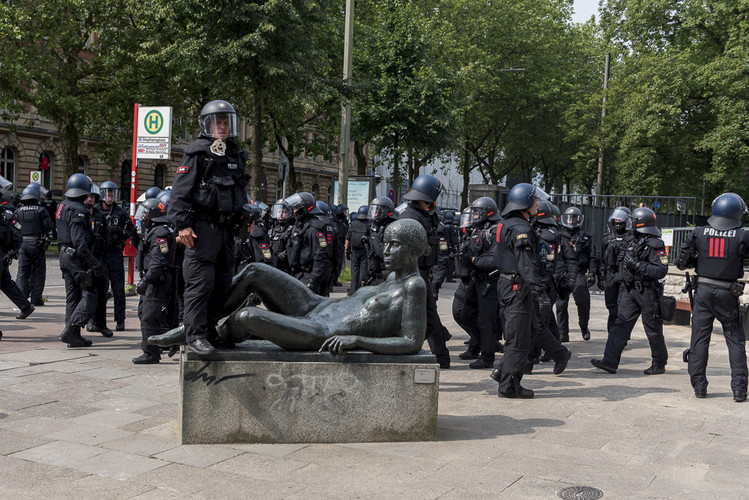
[158,237,169,254]
[210,139,226,156]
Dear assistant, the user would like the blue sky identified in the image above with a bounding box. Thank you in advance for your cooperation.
[572,0,599,23]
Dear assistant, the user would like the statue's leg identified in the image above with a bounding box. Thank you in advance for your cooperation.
[224,263,327,316]
[148,324,186,347]
[217,307,329,350]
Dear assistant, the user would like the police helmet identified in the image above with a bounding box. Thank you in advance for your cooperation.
[443,211,455,224]
[284,192,316,217]
[100,181,120,205]
[241,203,262,224]
[144,186,161,200]
[272,199,291,221]
[403,174,442,204]
[90,183,101,201]
[65,173,93,199]
[356,205,369,220]
[316,201,331,216]
[501,183,550,216]
[561,207,584,229]
[156,189,171,206]
[708,193,747,230]
[0,191,13,207]
[551,203,561,222]
[198,100,238,140]
[21,183,42,202]
[630,207,660,236]
[535,200,557,226]
[136,198,168,229]
[337,204,349,220]
[459,211,472,230]
[609,206,631,233]
[470,197,501,225]
[365,197,392,221]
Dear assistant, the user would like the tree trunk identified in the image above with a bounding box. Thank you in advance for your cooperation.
[57,114,80,180]
[354,141,367,176]
[461,145,470,209]
[249,60,263,200]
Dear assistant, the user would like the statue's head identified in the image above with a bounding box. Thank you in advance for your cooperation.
[383,219,431,270]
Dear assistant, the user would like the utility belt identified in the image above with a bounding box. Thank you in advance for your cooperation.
[696,276,745,297]
[498,271,518,283]
[194,212,234,226]
[23,235,45,241]
[473,269,498,281]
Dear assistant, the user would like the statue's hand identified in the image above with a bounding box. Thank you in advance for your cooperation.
[320,335,357,355]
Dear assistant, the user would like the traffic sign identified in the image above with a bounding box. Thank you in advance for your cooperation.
[278,154,289,181]
[136,106,172,159]
[29,171,42,184]
[387,189,395,202]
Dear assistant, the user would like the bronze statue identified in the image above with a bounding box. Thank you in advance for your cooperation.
[149,218,430,355]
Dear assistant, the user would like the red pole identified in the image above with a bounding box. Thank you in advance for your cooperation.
[126,103,140,285]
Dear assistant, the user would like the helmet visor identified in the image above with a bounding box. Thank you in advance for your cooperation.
[135,204,147,223]
[283,193,303,211]
[460,211,472,229]
[271,203,290,221]
[530,186,550,202]
[199,112,238,140]
[609,208,629,222]
[101,187,119,204]
[471,207,485,223]
[368,204,389,220]
[561,213,583,227]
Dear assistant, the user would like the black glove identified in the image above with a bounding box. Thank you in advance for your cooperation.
[345,248,351,260]
[567,277,577,292]
[622,252,639,272]
[91,260,104,277]
[597,276,606,291]
[2,256,11,268]
[136,280,148,295]
[586,274,596,288]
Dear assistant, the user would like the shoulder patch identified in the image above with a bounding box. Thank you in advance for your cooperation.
[157,237,169,254]
[177,166,189,174]
[516,233,528,240]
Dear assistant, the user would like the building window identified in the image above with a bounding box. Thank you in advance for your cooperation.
[0,148,15,187]
[78,156,87,175]
[40,152,53,190]
[120,160,131,201]
[154,164,165,189]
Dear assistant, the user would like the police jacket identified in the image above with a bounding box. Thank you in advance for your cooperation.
[600,230,632,284]
[468,221,498,280]
[398,203,439,270]
[455,227,473,282]
[346,219,369,251]
[235,223,273,270]
[89,206,108,261]
[677,225,749,281]
[620,234,668,286]
[168,137,249,231]
[56,199,98,271]
[269,220,294,272]
[364,217,396,278]
[495,211,544,295]
[136,224,176,288]
[101,202,138,251]
[288,214,332,287]
[568,228,598,275]
[15,202,53,238]
[534,223,578,288]
[0,207,22,256]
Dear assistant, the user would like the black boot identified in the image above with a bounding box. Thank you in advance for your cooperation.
[60,324,87,348]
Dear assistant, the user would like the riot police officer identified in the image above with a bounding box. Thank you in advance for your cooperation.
[15,183,53,306]
[592,207,669,375]
[99,181,138,331]
[490,183,550,398]
[269,199,294,274]
[454,210,484,360]
[332,204,349,287]
[285,192,333,295]
[168,99,249,355]
[677,193,749,402]
[363,196,397,286]
[346,205,369,294]
[398,174,451,369]
[556,206,598,341]
[599,207,632,331]
[0,192,34,321]
[56,174,102,347]
[133,198,177,364]
[431,211,458,299]
[317,201,340,296]
[86,184,114,338]
[461,197,502,369]
[234,202,267,271]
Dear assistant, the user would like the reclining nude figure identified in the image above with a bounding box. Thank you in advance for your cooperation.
[149,218,429,355]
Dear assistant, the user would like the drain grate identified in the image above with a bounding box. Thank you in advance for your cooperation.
[557,485,604,499]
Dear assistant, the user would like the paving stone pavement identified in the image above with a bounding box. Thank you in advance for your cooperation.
[0,259,748,498]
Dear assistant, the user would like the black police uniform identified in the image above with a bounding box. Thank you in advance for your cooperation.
[288,212,333,296]
[678,226,749,396]
[168,136,249,346]
[453,225,483,358]
[599,234,669,370]
[331,213,348,289]
[102,202,138,328]
[363,216,396,286]
[555,227,597,340]
[461,220,500,367]
[346,217,369,294]
[431,222,457,299]
[235,222,273,271]
[269,218,294,274]
[493,212,543,395]
[89,205,113,336]
[600,228,633,331]
[57,199,102,334]
[399,203,451,368]
[0,207,33,318]
[15,201,53,305]
[136,224,177,361]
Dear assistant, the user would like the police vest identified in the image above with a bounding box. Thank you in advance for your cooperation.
[16,205,47,236]
[695,226,746,281]
[495,216,533,273]
[348,219,369,250]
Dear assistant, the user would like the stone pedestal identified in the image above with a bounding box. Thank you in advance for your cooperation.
[179,341,439,444]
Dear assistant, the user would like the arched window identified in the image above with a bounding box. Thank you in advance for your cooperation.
[78,156,86,175]
[120,160,131,202]
[0,148,15,187]
[40,152,53,190]
[154,164,165,189]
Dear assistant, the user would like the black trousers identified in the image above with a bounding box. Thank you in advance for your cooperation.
[138,282,171,357]
[62,268,97,328]
[604,277,624,332]
[16,240,46,303]
[106,249,126,323]
[431,255,453,299]
[531,284,567,362]
[1,262,30,311]
[555,272,590,337]
[420,268,450,366]
[601,285,668,369]
[494,277,535,393]
[464,278,498,363]
[689,284,748,393]
[349,248,368,294]
[182,221,235,343]
[453,280,481,353]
